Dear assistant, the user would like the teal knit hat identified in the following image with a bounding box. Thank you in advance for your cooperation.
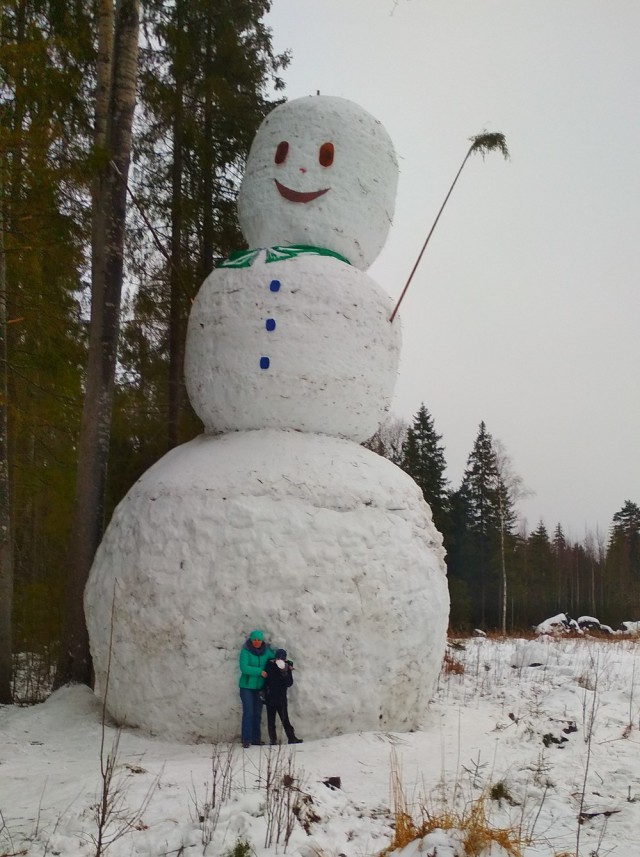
[249,629,264,641]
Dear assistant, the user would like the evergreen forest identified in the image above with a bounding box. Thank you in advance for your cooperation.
[367,407,640,632]
[0,1,638,705]
[0,0,289,701]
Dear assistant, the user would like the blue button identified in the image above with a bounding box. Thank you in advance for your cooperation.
[269,279,281,292]
[259,356,270,369]
[265,318,276,331]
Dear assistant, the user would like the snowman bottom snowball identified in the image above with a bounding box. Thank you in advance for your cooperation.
[85,430,449,741]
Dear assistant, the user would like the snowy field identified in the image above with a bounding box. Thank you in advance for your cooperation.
[3,636,640,857]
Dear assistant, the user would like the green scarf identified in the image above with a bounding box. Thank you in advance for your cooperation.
[217,244,351,269]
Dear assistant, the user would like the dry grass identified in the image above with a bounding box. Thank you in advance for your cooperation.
[382,794,529,856]
[449,629,639,644]
[450,629,538,641]
[385,750,418,850]
[427,797,526,856]
[382,751,529,856]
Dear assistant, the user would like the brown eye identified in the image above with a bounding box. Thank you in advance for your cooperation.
[319,142,334,167]
[274,141,289,164]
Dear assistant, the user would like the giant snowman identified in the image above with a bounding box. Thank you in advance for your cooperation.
[85,96,449,742]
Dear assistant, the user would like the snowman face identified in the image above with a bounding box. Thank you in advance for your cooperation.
[237,96,398,270]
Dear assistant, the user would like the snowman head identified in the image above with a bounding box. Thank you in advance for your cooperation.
[237,95,398,270]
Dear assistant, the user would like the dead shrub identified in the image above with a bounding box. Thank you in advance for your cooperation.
[443,650,465,676]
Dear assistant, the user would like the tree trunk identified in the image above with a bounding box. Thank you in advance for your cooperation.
[200,5,215,280]
[0,161,13,703]
[55,0,139,689]
[499,507,507,636]
[167,0,186,450]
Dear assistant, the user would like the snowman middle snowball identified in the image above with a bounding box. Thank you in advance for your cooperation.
[185,96,402,442]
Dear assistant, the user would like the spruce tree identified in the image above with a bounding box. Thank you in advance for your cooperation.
[528,521,554,620]
[503,529,529,629]
[459,423,502,539]
[400,404,449,537]
[124,0,290,453]
[451,422,503,627]
[609,501,640,576]
[552,523,569,613]
[1,0,93,696]
[606,501,640,619]
[447,487,474,629]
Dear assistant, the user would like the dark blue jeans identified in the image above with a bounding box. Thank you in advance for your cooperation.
[240,687,263,744]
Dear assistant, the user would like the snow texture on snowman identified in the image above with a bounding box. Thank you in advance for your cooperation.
[85,95,450,742]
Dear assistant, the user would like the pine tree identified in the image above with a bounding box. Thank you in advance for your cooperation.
[400,404,449,537]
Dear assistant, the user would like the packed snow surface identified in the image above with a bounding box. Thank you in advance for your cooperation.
[85,430,448,741]
[4,637,640,856]
[237,96,398,270]
[185,255,401,441]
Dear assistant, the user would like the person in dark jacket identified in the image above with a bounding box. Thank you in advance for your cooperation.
[238,629,274,748]
[263,648,302,745]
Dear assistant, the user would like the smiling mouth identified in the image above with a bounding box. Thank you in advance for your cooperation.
[274,179,329,204]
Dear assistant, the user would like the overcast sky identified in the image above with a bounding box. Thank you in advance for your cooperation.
[264,0,640,542]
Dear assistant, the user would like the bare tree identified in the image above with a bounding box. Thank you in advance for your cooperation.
[55,0,140,688]
[584,527,606,618]
[380,416,409,465]
[364,415,408,465]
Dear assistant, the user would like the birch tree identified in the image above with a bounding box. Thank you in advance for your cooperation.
[493,438,529,635]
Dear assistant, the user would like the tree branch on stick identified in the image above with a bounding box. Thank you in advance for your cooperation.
[389,132,509,324]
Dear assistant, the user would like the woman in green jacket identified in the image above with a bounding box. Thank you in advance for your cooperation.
[238,629,274,747]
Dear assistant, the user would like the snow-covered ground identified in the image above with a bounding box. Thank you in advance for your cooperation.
[3,636,640,856]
